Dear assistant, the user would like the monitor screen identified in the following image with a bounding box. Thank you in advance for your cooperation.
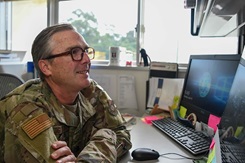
[219,58,245,144]
[179,54,241,123]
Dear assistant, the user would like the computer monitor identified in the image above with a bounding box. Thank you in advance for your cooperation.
[217,58,245,163]
[179,54,241,124]
[219,57,245,143]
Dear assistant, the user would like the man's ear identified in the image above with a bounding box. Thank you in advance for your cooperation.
[38,60,51,76]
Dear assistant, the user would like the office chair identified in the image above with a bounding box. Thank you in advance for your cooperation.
[0,73,24,99]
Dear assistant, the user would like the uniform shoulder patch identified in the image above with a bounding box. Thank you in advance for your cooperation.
[108,100,118,116]
[22,113,52,139]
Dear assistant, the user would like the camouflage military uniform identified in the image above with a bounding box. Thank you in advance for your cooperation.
[0,79,132,163]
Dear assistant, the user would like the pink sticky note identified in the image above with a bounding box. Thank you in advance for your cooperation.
[143,116,161,125]
[209,138,215,149]
[208,114,221,132]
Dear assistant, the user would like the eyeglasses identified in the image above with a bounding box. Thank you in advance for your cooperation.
[43,47,95,61]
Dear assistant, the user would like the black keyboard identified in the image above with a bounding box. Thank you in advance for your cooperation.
[152,117,211,155]
[221,143,245,163]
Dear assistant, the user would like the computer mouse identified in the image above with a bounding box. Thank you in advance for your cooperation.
[131,148,160,161]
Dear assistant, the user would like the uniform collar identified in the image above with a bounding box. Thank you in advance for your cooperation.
[42,82,96,126]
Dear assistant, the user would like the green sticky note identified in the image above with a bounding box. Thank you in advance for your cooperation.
[171,96,180,109]
[235,126,243,137]
[207,146,216,163]
[179,106,187,118]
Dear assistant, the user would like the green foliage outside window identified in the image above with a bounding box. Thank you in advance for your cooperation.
[67,9,137,60]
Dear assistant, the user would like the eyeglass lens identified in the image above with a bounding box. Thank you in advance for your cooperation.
[72,47,94,60]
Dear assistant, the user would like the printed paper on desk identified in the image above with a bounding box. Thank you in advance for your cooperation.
[147,77,184,111]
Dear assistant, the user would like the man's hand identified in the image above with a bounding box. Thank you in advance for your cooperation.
[50,141,76,163]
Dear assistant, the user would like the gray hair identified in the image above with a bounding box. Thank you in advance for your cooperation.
[31,23,76,81]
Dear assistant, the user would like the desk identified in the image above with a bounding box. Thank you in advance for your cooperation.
[118,117,205,163]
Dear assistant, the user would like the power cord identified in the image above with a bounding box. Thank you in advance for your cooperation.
[159,152,207,162]
[140,48,151,66]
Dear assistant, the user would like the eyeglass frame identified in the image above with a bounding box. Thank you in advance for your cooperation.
[42,47,95,61]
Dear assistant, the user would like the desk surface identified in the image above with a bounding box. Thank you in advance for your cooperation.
[118,117,205,163]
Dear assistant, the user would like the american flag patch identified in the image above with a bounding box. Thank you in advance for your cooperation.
[22,113,52,139]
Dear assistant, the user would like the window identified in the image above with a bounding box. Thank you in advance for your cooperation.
[10,0,47,61]
[57,0,238,64]
[0,0,47,63]
[58,0,138,64]
[2,0,239,64]
[0,2,11,51]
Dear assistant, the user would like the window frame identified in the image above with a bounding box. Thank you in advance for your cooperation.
[0,1,12,52]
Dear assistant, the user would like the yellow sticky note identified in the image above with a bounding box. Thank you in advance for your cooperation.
[235,126,243,137]
[179,106,187,118]
[207,146,216,163]
[171,96,180,109]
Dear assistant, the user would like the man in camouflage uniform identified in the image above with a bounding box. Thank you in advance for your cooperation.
[0,23,132,162]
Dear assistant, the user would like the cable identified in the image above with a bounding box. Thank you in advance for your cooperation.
[147,53,151,65]
[159,152,207,161]
[140,48,151,66]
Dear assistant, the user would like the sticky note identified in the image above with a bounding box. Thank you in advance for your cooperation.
[171,96,180,109]
[207,146,216,163]
[208,114,221,132]
[179,106,187,118]
[143,116,161,125]
[211,155,216,163]
[209,138,215,149]
[235,126,244,137]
